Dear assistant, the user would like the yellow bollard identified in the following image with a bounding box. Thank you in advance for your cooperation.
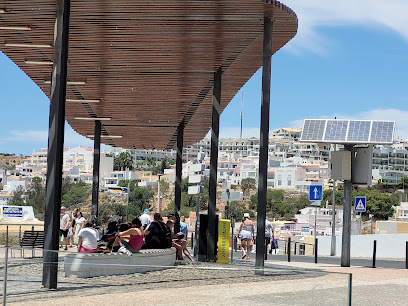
[217,219,230,264]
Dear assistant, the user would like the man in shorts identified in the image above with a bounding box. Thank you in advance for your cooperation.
[60,206,70,251]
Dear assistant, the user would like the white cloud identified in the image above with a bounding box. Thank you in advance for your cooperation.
[289,108,408,141]
[3,130,48,142]
[284,0,408,53]
[2,126,94,149]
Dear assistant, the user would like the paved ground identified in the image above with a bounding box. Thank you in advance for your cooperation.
[0,247,407,305]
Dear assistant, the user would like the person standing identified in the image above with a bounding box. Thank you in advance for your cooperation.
[73,212,85,245]
[78,222,99,253]
[237,213,254,260]
[69,208,78,247]
[179,216,188,238]
[140,208,150,229]
[265,217,274,254]
[60,206,70,251]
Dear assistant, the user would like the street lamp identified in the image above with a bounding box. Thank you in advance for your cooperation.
[157,174,163,213]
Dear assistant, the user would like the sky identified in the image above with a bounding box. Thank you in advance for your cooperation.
[1,0,408,156]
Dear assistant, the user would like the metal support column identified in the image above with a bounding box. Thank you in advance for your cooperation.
[42,0,71,290]
[341,145,353,267]
[91,120,101,226]
[207,67,222,262]
[331,180,336,256]
[174,123,184,234]
[255,17,273,268]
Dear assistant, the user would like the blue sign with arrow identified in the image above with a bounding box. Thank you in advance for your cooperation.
[354,197,366,212]
[309,185,323,201]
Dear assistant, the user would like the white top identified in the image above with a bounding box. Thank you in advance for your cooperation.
[60,213,70,230]
[76,217,85,224]
[265,219,273,238]
[78,227,98,250]
[140,213,150,226]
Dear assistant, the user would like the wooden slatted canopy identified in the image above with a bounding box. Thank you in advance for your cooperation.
[0,0,297,150]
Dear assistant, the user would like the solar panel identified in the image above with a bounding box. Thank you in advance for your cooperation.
[300,119,395,144]
[347,120,371,142]
[300,119,325,142]
[370,121,395,143]
[324,120,348,142]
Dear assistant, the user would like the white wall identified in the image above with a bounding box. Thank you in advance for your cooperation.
[317,234,408,258]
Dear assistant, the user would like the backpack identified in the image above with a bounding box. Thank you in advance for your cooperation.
[159,222,173,248]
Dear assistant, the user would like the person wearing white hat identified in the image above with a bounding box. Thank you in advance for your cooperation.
[237,213,254,260]
[60,206,70,250]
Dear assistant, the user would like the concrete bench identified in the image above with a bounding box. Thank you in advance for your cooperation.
[64,248,176,278]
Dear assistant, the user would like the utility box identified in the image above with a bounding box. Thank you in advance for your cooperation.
[351,145,373,185]
[331,150,351,180]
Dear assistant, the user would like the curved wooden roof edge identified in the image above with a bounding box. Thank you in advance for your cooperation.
[0,0,298,150]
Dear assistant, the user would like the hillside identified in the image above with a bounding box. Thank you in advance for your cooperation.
[0,155,26,170]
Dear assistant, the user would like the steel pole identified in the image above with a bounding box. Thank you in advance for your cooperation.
[91,120,101,225]
[331,180,336,256]
[255,17,273,269]
[207,67,222,262]
[314,205,317,240]
[174,123,184,234]
[194,193,200,259]
[3,247,8,306]
[42,0,70,290]
[341,145,353,267]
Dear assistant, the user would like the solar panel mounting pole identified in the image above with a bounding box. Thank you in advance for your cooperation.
[331,179,336,256]
[42,0,70,290]
[256,17,273,269]
[207,67,222,262]
[91,120,101,226]
[341,144,353,267]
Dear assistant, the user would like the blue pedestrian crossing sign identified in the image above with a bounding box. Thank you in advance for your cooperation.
[354,197,366,212]
[309,185,323,201]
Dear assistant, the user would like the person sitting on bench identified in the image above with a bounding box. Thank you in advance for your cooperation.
[78,222,99,253]
[112,217,144,256]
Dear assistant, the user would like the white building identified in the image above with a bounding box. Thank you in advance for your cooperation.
[295,206,343,236]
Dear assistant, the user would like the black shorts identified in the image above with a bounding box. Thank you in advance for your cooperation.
[265,237,271,245]
[60,229,68,237]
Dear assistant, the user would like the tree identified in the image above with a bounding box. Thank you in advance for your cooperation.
[25,177,46,219]
[241,178,256,198]
[98,203,126,223]
[9,186,25,206]
[114,151,134,171]
[228,201,254,221]
[354,189,398,220]
[61,180,91,208]
[250,189,306,220]
[128,186,154,216]
[153,158,172,175]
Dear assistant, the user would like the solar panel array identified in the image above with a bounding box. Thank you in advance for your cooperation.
[300,119,395,144]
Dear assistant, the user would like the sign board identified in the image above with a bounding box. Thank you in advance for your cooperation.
[221,191,243,201]
[309,185,323,201]
[354,196,366,212]
[217,219,230,264]
[310,201,322,207]
[188,175,204,184]
[188,185,203,195]
[0,205,37,222]
[301,226,310,232]
[2,206,22,218]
